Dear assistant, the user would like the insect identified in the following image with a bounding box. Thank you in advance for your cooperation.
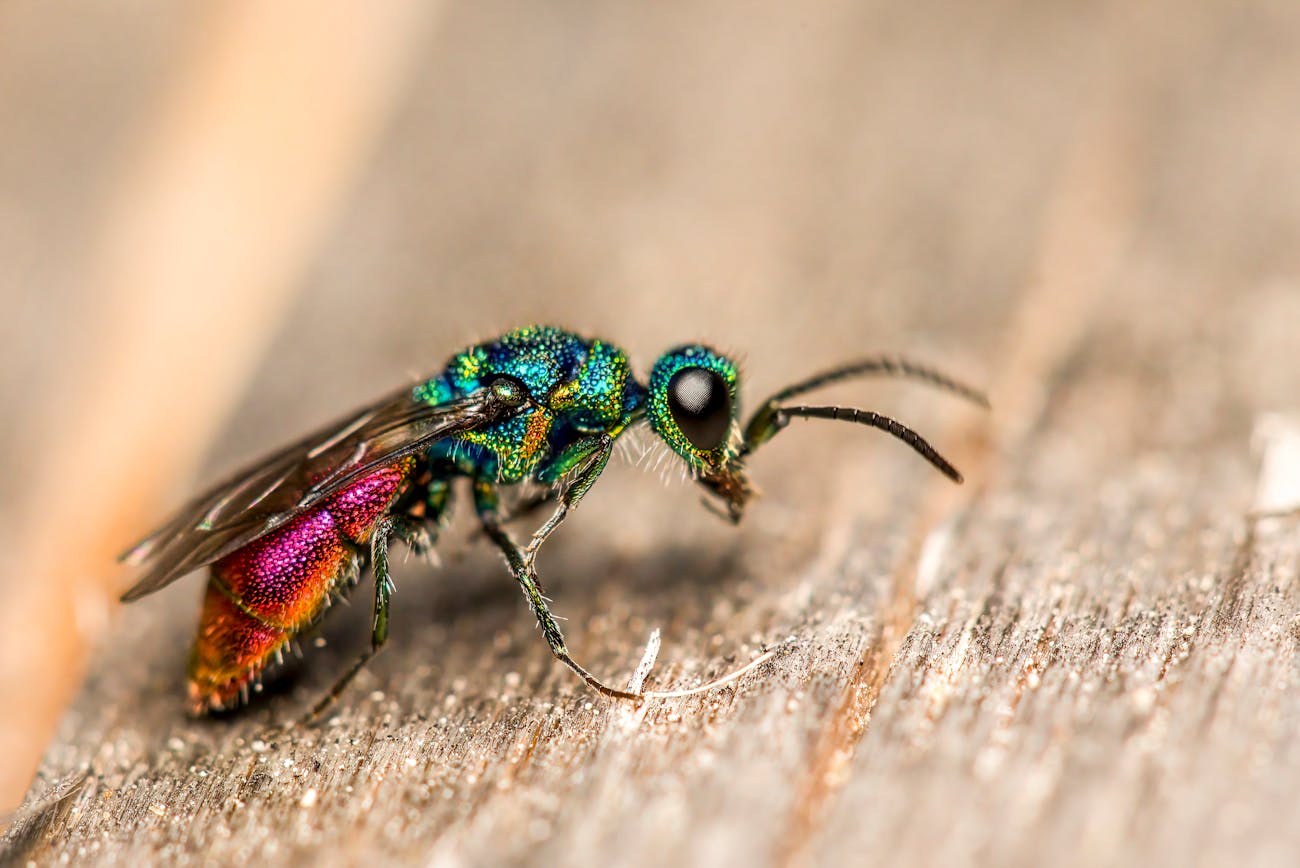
[121,325,986,714]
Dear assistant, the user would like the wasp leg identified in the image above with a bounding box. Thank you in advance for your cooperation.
[417,471,454,544]
[475,476,641,701]
[303,513,418,724]
[468,488,556,548]
[527,434,613,559]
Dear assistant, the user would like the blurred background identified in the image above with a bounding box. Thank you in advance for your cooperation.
[2,0,1298,820]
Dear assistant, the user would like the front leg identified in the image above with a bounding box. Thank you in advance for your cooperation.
[474,477,641,701]
[527,433,613,559]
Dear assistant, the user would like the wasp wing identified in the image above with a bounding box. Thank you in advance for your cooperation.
[120,384,519,601]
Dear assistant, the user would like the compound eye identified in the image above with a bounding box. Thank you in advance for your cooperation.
[667,367,732,451]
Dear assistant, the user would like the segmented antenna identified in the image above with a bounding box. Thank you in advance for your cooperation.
[765,356,989,408]
[775,404,964,483]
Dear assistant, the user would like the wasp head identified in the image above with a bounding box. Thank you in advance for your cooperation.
[646,345,754,522]
[647,346,989,524]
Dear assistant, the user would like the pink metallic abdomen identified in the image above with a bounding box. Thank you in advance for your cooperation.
[188,460,412,712]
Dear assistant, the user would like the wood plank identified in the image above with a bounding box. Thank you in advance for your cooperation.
[6,1,1300,865]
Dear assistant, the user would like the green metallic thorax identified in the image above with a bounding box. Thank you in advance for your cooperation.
[414,326,647,486]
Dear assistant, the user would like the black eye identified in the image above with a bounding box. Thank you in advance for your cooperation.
[667,367,731,450]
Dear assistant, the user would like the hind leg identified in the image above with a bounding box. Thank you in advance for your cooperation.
[304,476,455,722]
[302,513,414,722]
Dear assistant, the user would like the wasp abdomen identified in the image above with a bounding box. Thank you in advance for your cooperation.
[188,461,413,712]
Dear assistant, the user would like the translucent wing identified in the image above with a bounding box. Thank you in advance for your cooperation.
[120,383,521,601]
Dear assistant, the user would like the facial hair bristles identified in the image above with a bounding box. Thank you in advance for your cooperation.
[614,429,642,466]
[645,441,677,487]
[627,428,656,469]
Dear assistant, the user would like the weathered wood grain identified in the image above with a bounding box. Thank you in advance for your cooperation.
[5,1,1300,866]
[10,370,1300,868]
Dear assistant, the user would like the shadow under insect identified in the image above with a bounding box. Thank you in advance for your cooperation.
[284,523,751,711]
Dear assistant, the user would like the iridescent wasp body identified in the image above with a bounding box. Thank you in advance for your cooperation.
[122,325,986,714]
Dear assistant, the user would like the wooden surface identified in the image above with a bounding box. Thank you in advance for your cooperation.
[0,0,439,805]
[5,2,1300,866]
